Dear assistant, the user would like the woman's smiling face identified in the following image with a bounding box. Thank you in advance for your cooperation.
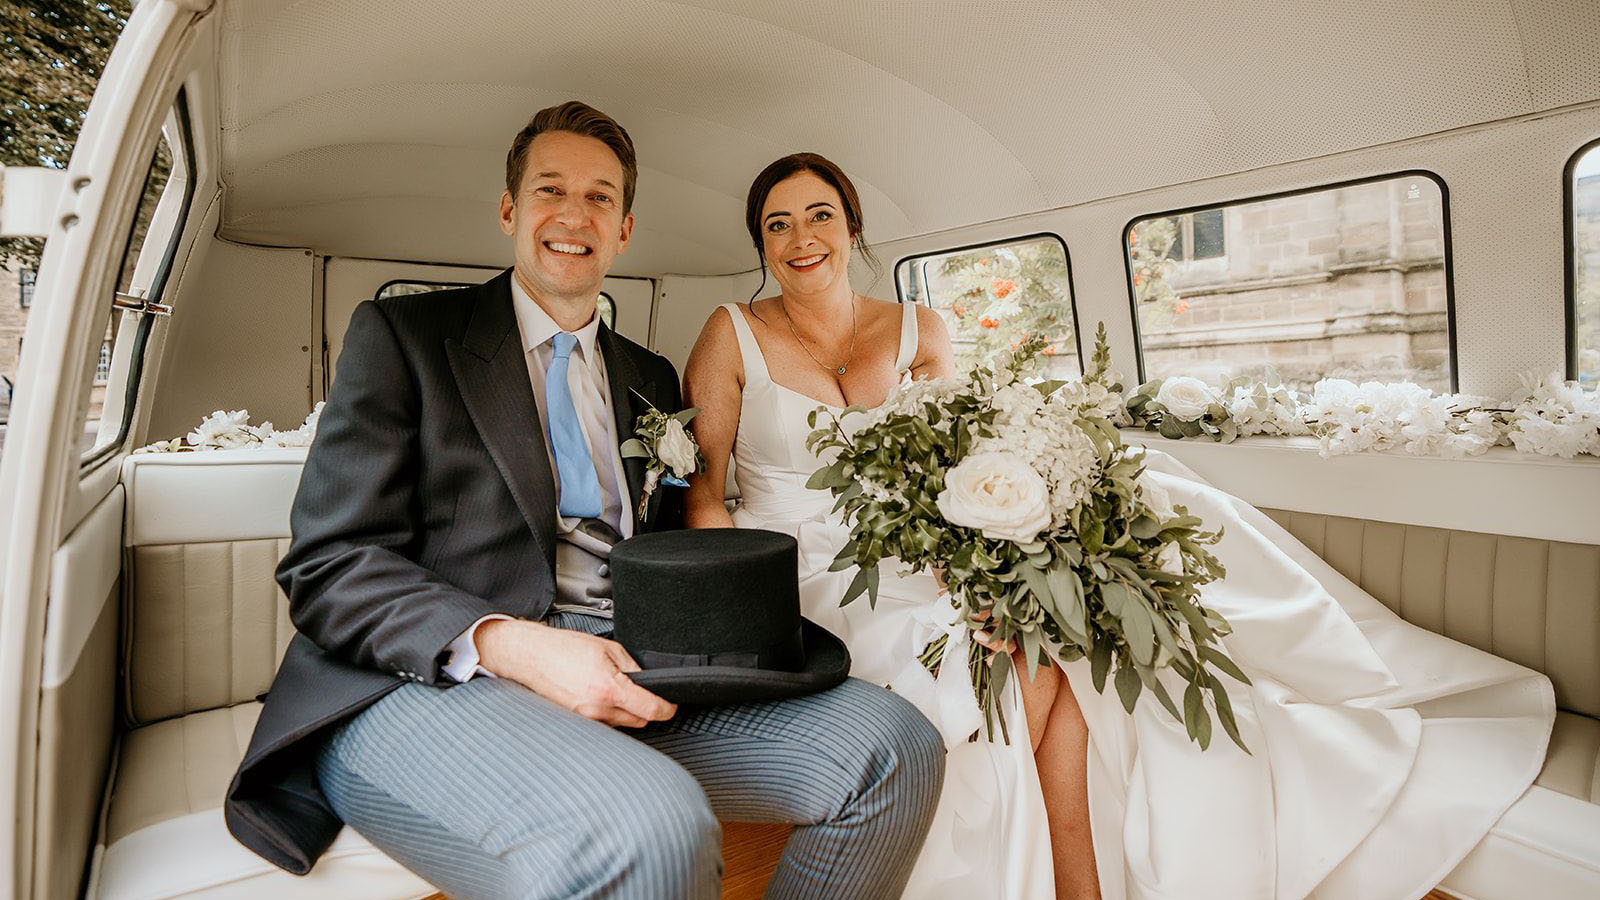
[760,171,855,297]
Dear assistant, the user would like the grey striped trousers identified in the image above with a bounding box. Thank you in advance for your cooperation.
[314,617,946,900]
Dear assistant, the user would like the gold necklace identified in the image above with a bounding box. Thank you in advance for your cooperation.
[779,293,857,376]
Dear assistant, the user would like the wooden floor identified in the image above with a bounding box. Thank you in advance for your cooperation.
[426,864,1457,900]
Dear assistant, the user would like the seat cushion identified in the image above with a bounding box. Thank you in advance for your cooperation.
[1536,710,1600,802]
[95,703,433,900]
[1441,712,1600,900]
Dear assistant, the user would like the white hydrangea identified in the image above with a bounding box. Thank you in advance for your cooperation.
[1507,372,1600,458]
[186,409,258,450]
[1225,383,1308,437]
[974,397,1100,530]
[142,403,326,454]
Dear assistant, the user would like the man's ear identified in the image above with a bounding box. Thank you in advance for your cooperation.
[616,211,634,254]
[497,190,516,237]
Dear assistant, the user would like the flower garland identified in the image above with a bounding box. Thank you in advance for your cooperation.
[135,403,325,454]
[1126,371,1600,460]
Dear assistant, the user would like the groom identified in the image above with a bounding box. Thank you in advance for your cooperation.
[223,101,945,899]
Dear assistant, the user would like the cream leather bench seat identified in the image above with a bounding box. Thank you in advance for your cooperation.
[1441,711,1600,899]
[1259,509,1600,900]
[93,450,431,900]
[93,452,1599,899]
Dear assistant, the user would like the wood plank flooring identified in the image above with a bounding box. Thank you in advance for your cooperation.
[427,872,1458,899]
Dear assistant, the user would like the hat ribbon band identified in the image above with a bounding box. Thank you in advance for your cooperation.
[631,628,807,672]
[633,648,763,670]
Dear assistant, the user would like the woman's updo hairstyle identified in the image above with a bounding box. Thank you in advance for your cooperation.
[744,152,880,278]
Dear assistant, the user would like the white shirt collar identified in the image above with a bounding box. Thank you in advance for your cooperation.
[508,274,602,361]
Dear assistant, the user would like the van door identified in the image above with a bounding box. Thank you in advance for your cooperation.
[0,2,206,896]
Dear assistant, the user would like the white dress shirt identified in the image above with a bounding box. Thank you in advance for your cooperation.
[440,278,632,681]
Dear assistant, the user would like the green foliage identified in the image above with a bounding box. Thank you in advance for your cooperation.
[1,0,131,268]
[1128,217,1182,329]
[807,327,1251,752]
[932,241,1077,377]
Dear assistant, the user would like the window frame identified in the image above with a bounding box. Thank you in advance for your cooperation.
[891,231,1084,373]
[80,89,198,470]
[1120,169,1458,390]
[1564,136,1600,383]
[372,278,477,299]
[372,281,618,330]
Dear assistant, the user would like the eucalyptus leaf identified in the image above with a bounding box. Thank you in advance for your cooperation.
[1114,662,1142,713]
[1206,671,1251,754]
[1140,670,1182,722]
[1120,597,1155,666]
[1019,626,1043,682]
[1199,644,1252,685]
[669,407,701,424]
[1090,639,1112,692]
[1183,679,1204,740]
[841,567,871,607]
[619,438,650,457]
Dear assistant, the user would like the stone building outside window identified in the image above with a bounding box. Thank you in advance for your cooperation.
[1130,173,1451,392]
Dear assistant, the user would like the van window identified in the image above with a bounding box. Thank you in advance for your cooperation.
[79,96,195,462]
[895,235,1079,379]
[374,281,617,330]
[1126,173,1454,392]
[1570,140,1600,388]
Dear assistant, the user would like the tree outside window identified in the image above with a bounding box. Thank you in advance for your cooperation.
[899,237,1079,379]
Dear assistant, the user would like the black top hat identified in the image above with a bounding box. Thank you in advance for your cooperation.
[609,528,851,706]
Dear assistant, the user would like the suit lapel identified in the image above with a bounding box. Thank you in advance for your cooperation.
[445,272,558,569]
[597,323,655,531]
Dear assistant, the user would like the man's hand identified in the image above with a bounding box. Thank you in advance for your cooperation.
[475,619,677,727]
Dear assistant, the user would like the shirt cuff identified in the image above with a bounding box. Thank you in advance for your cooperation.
[441,613,514,682]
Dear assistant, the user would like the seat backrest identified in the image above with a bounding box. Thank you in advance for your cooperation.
[119,450,305,726]
[1263,508,1600,719]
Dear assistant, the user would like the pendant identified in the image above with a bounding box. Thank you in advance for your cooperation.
[836,365,847,375]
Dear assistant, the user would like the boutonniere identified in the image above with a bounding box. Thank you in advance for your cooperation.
[620,390,705,519]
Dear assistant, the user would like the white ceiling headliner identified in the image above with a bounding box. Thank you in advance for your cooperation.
[213,0,1600,275]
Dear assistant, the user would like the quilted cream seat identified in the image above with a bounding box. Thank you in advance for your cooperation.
[97,703,432,900]
[92,450,431,900]
[90,453,1600,899]
[1260,509,1600,899]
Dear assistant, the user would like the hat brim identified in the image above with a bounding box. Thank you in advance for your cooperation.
[626,618,851,706]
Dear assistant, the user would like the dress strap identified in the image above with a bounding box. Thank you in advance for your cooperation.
[720,303,771,384]
[893,301,920,373]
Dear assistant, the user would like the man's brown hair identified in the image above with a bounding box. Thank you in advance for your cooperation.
[505,101,638,214]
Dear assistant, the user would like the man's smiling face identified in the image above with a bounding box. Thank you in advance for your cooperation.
[499,130,634,307]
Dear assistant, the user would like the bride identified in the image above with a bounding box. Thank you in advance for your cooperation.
[681,152,1555,899]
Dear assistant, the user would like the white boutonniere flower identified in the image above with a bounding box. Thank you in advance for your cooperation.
[620,397,705,519]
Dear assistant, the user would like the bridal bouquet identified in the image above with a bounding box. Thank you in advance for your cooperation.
[806,327,1250,751]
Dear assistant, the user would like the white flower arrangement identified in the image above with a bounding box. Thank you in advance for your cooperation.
[1127,370,1600,460]
[135,403,325,454]
[810,326,1251,751]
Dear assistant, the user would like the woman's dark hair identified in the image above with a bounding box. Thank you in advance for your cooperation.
[744,153,880,304]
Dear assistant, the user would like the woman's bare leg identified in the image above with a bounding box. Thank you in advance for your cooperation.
[1013,648,1060,753]
[1035,676,1100,899]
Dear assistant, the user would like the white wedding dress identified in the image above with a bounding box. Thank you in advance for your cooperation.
[717,302,1555,900]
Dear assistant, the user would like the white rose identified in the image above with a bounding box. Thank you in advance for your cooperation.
[936,451,1052,544]
[657,418,698,478]
[1154,376,1217,421]
[1140,478,1177,521]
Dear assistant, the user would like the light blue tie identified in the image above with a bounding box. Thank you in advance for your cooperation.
[546,332,603,519]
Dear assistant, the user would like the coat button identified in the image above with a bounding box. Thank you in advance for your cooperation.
[598,564,610,578]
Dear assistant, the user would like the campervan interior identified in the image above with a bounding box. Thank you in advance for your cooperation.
[0,1,1597,898]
